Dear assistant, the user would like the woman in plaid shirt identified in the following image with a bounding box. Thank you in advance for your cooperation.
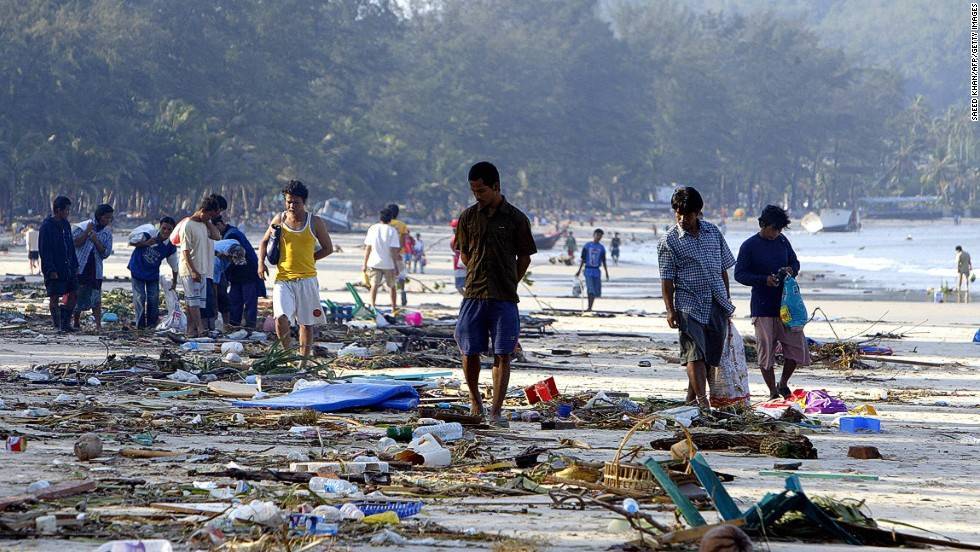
[657,187,735,410]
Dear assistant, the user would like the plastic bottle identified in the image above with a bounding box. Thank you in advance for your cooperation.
[622,498,639,514]
[386,426,413,442]
[412,422,463,441]
[308,477,360,497]
[310,505,344,522]
[180,342,215,352]
[339,503,365,520]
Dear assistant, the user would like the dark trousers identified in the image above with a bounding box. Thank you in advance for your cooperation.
[229,280,260,328]
[132,278,160,329]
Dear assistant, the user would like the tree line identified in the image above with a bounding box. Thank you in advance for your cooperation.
[0,0,971,225]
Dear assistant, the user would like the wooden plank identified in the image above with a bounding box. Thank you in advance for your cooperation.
[758,470,878,481]
[658,520,746,544]
[207,381,258,398]
[0,480,97,512]
[120,448,185,458]
[150,502,232,515]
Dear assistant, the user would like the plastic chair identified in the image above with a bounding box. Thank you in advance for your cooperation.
[345,282,376,319]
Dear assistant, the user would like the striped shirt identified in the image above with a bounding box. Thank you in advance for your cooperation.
[657,220,735,324]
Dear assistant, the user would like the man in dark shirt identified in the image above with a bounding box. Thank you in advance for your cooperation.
[38,196,79,332]
[734,205,811,399]
[454,161,537,426]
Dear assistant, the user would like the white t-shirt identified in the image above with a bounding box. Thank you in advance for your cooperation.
[364,222,401,270]
[26,229,39,251]
[178,219,214,279]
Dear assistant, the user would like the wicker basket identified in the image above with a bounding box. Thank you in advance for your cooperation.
[602,413,695,492]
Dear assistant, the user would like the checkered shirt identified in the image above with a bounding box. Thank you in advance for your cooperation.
[657,220,736,324]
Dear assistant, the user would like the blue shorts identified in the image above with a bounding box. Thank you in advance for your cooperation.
[455,298,520,356]
[585,274,602,297]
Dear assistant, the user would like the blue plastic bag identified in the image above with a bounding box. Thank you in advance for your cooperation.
[779,275,808,328]
[973,328,980,343]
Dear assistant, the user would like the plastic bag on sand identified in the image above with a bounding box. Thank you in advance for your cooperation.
[709,324,750,407]
[156,284,186,333]
[228,500,283,526]
[96,540,173,552]
[221,342,244,355]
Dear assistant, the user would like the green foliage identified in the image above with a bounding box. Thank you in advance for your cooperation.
[0,0,972,223]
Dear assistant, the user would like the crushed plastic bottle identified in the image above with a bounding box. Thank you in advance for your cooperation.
[180,342,215,352]
[412,422,463,441]
[339,502,365,520]
[310,505,344,522]
[308,477,360,498]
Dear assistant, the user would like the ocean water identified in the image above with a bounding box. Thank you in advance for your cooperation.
[627,219,980,293]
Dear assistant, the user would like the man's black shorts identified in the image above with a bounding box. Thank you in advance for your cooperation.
[44,274,79,298]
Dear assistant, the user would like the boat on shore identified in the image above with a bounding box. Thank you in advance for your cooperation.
[800,208,860,233]
[316,198,353,232]
[533,231,562,250]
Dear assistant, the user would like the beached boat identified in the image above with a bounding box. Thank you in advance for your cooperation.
[316,198,353,232]
[533,231,562,250]
[800,208,860,233]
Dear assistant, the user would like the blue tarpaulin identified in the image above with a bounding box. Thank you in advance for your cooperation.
[233,383,419,412]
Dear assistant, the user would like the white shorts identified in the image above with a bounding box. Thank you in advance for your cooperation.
[181,277,207,308]
[273,277,325,326]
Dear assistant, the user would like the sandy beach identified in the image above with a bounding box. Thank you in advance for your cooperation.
[0,217,978,551]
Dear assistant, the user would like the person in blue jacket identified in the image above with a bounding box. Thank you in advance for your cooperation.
[128,217,179,329]
[214,217,266,329]
[38,196,79,332]
[734,205,811,399]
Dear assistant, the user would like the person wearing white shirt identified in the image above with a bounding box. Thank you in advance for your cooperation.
[362,208,402,312]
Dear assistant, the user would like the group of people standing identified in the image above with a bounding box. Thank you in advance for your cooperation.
[33,169,812,422]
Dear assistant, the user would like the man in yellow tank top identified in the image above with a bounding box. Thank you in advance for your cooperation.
[258,180,334,359]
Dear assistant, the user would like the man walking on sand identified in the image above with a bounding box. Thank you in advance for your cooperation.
[575,228,609,312]
[658,187,735,410]
[955,245,972,302]
[610,232,621,266]
[454,162,537,427]
[363,208,401,312]
[258,180,333,359]
[565,231,577,261]
[38,196,79,333]
[179,196,222,338]
[735,205,811,399]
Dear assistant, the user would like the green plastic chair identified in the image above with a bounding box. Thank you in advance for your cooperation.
[345,282,376,319]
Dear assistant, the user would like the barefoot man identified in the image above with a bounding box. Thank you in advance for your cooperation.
[658,187,735,410]
[454,162,536,426]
